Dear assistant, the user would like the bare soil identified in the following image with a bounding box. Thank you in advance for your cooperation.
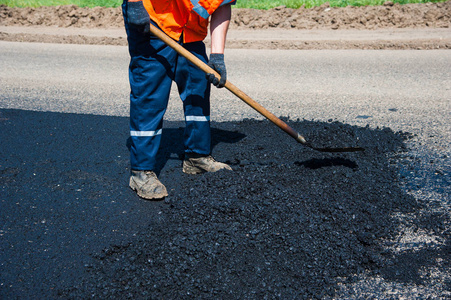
[0,2,450,49]
[1,2,450,29]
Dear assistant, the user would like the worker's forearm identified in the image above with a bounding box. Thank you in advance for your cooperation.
[210,4,231,54]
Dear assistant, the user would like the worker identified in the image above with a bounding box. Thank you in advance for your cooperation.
[122,0,235,200]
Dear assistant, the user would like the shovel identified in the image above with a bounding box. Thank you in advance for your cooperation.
[148,24,364,153]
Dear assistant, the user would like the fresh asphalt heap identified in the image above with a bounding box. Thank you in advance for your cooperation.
[56,118,449,299]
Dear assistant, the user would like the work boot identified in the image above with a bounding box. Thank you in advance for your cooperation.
[129,170,168,200]
[183,154,232,174]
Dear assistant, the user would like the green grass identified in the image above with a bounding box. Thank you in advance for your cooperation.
[0,0,447,9]
[0,0,122,8]
[234,0,447,9]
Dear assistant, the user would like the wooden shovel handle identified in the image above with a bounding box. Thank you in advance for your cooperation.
[148,24,307,145]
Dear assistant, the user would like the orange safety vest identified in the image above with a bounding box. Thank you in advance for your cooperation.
[142,0,234,43]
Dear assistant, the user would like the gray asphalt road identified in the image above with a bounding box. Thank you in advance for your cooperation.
[1,40,449,201]
[1,41,450,152]
[1,40,450,297]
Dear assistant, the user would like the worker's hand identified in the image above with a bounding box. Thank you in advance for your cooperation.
[127,0,150,33]
[207,54,227,88]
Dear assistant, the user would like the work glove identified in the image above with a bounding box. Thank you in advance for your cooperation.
[207,53,227,88]
[127,0,150,33]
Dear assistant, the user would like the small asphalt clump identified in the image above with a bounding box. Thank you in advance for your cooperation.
[0,109,449,299]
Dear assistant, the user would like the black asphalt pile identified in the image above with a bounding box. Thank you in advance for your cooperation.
[61,119,444,298]
[1,109,448,299]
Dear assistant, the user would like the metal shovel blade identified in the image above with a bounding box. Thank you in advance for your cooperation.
[308,145,365,153]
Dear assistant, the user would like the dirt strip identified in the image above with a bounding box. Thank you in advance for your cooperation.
[1,2,450,30]
[1,2,450,49]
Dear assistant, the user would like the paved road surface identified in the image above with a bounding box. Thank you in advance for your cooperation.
[1,41,450,150]
[2,26,450,49]
[1,41,450,298]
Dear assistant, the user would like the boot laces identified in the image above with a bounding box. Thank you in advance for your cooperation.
[205,155,215,162]
[143,171,158,180]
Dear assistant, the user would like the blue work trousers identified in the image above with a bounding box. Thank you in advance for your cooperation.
[122,3,211,171]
